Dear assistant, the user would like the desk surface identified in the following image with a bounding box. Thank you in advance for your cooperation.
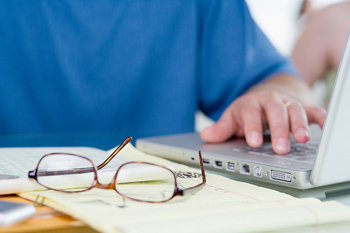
[0,195,97,233]
[2,133,350,231]
[3,178,350,232]
[3,187,350,233]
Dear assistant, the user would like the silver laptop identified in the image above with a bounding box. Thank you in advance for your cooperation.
[136,31,350,191]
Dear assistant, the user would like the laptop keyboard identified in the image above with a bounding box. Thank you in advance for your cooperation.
[233,142,319,164]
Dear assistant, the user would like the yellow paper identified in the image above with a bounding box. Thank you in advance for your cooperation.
[19,144,350,233]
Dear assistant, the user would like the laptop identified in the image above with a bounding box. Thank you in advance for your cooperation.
[136,31,350,192]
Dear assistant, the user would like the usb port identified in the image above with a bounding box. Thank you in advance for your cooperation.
[226,162,236,172]
[214,160,223,169]
[203,158,210,166]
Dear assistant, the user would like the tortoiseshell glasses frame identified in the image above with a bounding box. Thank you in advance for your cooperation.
[28,136,206,203]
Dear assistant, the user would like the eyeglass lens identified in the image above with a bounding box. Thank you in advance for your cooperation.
[36,154,177,202]
[115,163,176,202]
[36,154,95,191]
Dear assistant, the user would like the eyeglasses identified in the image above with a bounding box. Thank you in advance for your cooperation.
[28,137,206,203]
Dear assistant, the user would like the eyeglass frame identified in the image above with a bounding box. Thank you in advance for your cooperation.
[28,136,206,203]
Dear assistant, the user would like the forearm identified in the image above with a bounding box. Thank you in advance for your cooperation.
[246,74,315,106]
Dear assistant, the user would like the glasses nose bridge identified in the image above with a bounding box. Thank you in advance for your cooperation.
[94,181,115,190]
[93,169,118,190]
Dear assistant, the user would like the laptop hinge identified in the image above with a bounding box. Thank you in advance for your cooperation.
[325,187,350,198]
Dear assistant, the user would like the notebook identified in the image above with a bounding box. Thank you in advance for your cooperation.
[136,31,350,191]
[18,143,350,233]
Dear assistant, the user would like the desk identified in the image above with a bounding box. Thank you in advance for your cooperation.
[0,195,96,233]
[3,188,350,233]
[2,134,350,232]
[2,189,350,232]
[0,195,97,233]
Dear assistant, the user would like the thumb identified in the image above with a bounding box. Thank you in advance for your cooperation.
[200,116,236,143]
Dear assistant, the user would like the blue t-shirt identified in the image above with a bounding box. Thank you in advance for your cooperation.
[0,1,297,137]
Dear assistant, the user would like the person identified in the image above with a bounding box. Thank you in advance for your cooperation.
[0,1,325,155]
[292,1,350,107]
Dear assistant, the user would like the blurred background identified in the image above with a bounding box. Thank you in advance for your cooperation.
[247,0,346,56]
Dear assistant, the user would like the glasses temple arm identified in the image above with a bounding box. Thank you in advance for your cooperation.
[181,151,206,196]
[28,137,132,178]
[97,136,132,170]
[29,167,95,177]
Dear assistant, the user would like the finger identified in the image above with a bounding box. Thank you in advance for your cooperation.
[240,101,263,148]
[304,106,327,128]
[200,109,237,143]
[287,103,310,143]
[263,100,290,154]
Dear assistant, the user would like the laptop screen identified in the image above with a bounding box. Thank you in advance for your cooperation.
[311,31,350,186]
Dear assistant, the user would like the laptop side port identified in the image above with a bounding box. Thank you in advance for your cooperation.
[202,158,210,166]
[226,161,236,172]
[214,160,223,169]
[253,166,263,177]
[270,170,292,182]
[240,163,250,175]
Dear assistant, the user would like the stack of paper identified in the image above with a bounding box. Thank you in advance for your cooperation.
[19,144,350,233]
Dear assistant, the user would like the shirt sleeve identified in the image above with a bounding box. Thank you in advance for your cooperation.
[198,0,299,121]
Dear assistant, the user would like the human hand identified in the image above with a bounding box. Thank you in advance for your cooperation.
[200,90,326,154]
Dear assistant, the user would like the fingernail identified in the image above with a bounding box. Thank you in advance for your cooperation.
[295,127,310,138]
[275,138,289,152]
[248,131,262,146]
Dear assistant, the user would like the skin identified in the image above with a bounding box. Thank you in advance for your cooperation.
[200,74,326,155]
[201,2,350,155]
[292,2,350,86]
